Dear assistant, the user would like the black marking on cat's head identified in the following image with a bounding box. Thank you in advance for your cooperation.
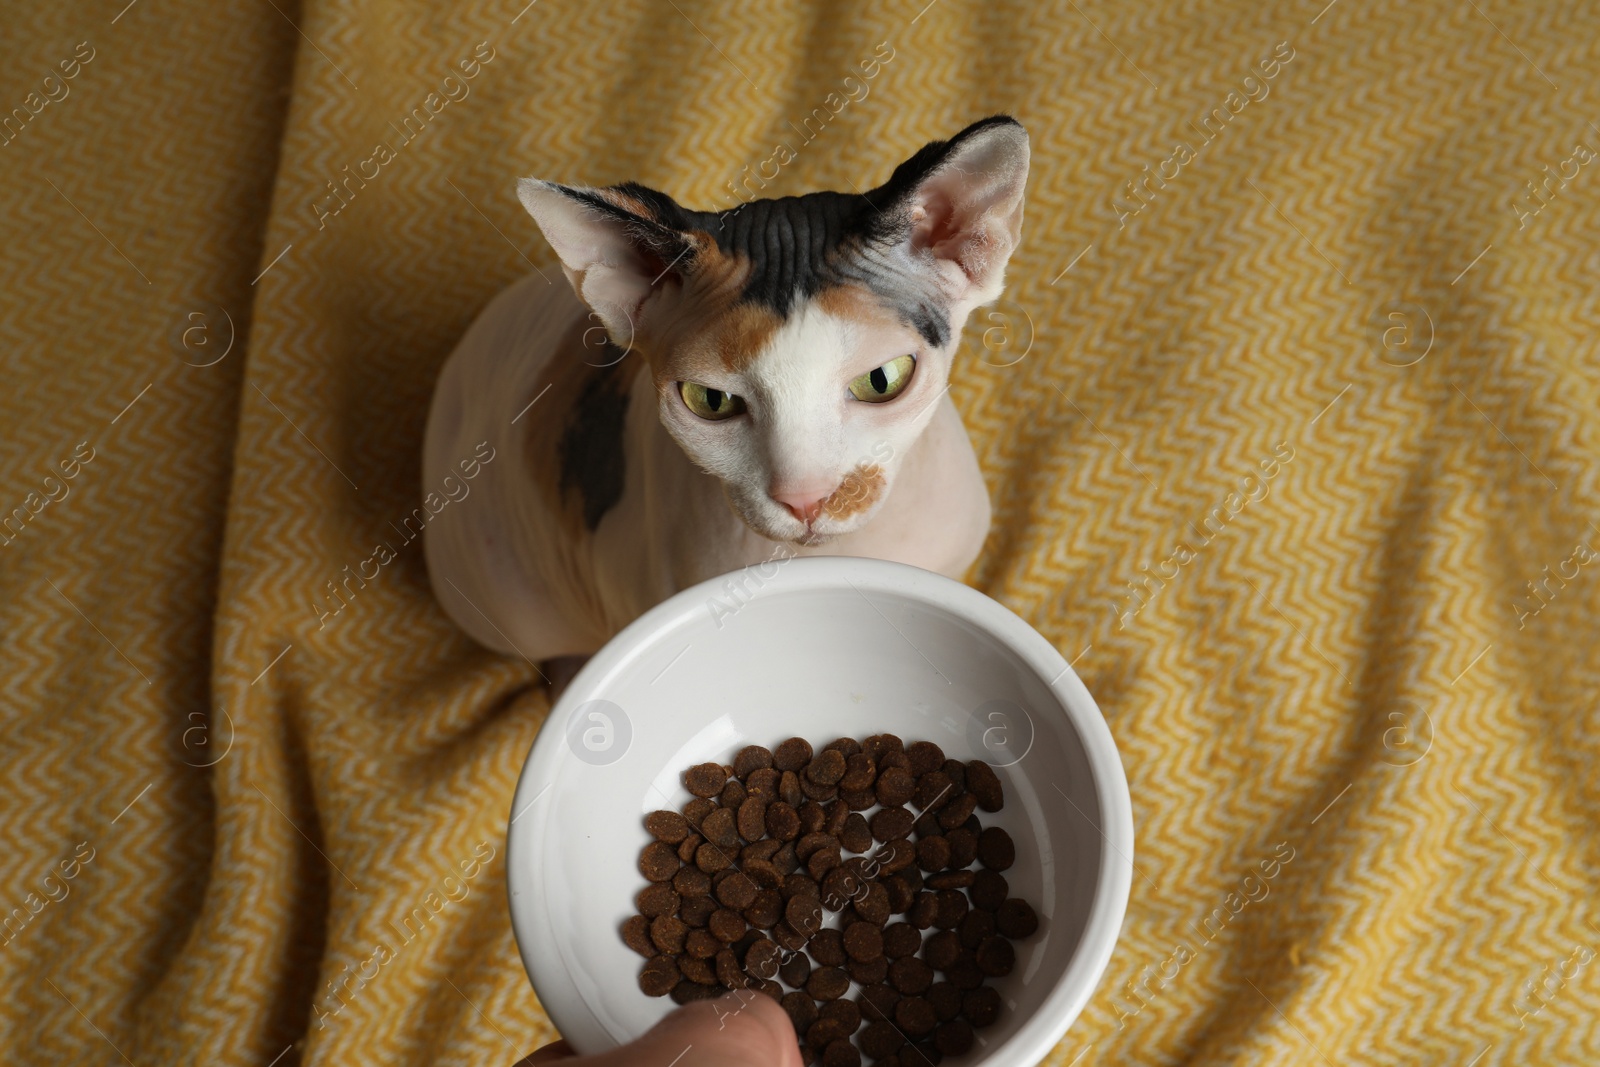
[525,115,1028,355]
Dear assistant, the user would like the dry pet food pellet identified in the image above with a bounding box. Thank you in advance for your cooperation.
[977,825,1015,871]
[639,842,678,881]
[995,897,1039,938]
[963,986,1001,1028]
[847,955,888,985]
[735,744,774,777]
[906,741,945,776]
[822,1037,861,1067]
[636,883,679,918]
[889,956,934,996]
[650,915,688,954]
[638,955,680,997]
[646,810,691,842]
[935,1018,975,1056]
[685,762,728,798]
[927,981,963,1022]
[844,922,884,962]
[622,915,655,958]
[875,767,916,807]
[966,760,1003,812]
[783,990,819,1032]
[971,869,1008,911]
[894,995,938,1036]
[774,737,813,771]
[806,966,850,1001]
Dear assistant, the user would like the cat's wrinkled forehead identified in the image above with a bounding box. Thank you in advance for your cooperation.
[588,184,952,355]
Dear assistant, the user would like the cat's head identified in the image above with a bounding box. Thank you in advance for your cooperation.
[518,115,1029,545]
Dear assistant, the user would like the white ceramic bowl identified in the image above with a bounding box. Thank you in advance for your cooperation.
[506,556,1132,1066]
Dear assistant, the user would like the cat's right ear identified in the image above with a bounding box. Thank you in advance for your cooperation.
[517,180,695,348]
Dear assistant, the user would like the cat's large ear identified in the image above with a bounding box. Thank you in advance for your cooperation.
[873,115,1030,306]
[517,179,696,347]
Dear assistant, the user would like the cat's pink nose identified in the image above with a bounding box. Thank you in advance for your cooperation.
[772,488,830,525]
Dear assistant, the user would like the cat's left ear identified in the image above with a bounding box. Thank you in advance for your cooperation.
[877,115,1030,306]
[516,179,696,347]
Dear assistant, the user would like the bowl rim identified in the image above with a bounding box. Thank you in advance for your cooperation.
[506,555,1133,1064]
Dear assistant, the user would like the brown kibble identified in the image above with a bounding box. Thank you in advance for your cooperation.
[737,796,768,842]
[679,954,716,985]
[927,981,962,1022]
[894,994,938,1036]
[780,770,804,806]
[806,749,847,787]
[718,777,747,811]
[772,920,808,952]
[763,801,801,841]
[906,741,945,776]
[959,907,996,950]
[978,826,1015,871]
[646,810,691,843]
[686,762,728,798]
[839,812,872,854]
[933,890,968,930]
[822,800,851,836]
[963,985,1001,1028]
[937,793,977,831]
[809,927,847,967]
[786,893,824,937]
[670,979,721,1004]
[673,865,711,897]
[781,950,812,988]
[927,870,974,890]
[701,807,739,850]
[795,832,833,861]
[782,872,820,900]
[639,955,679,997]
[820,997,862,1032]
[935,1018,974,1056]
[913,810,942,839]
[916,835,951,872]
[734,744,774,777]
[853,883,892,926]
[884,875,915,914]
[708,907,746,943]
[745,888,784,928]
[922,929,961,971]
[807,1016,849,1052]
[971,869,1009,910]
[913,772,953,812]
[976,934,1016,976]
[966,760,1003,812]
[879,748,912,771]
[884,922,922,959]
[783,990,820,1033]
[945,951,984,990]
[840,753,877,792]
[820,865,860,909]
[650,915,687,954]
[677,833,703,864]
[636,883,680,918]
[683,798,716,828]
[622,915,655,958]
[996,898,1039,938]
[848,955,888,985]
[862,733,903,762]
[800,777,838,799]
[639,842,679,882]
[861,1019,905,1059]
[807,966,850,1001]
[875,767,917,807]
[879,839,917,875]
[773,841,799,874]
[908,892,937,929]
[716,947,746,988]
[941,758,967,792]
[743,838,781,864]
[695,840,733,874]
[844,921,884,962]
[807,843,842,880]
[945,827,978,869]
[797,802,828,835]
[680,894,716,927]
[824,737,862,759]
[822,1037,861,1067]
[888,956,934,995]
[686,927,721,959]
[775,737,814,771]
[870,806,915,842]
[748,937,783,981]
[745,767,780,801]
[716,872,758,910]
[858,982,900,1021]
[755,978,783,1001]
[840,787,876,811]
[745,859,782,889]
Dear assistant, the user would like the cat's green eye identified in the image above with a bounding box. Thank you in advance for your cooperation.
[679,381,747,421]
[847,354,916,403]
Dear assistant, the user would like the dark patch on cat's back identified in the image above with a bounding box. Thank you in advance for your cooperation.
[557,343,631,532]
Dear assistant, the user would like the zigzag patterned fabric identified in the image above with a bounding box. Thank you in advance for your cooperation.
[2,1,1596,1064]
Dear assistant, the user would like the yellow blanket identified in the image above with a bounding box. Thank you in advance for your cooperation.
[3,1,1596,1063]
